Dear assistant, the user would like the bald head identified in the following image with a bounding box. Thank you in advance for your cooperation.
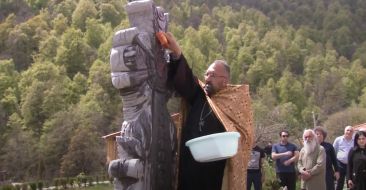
[212,60,230,79]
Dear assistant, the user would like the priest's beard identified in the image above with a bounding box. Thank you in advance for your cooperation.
[304,139,317,155]
[204,83,216,97]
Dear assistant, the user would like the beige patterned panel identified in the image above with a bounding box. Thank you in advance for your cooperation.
[207,84,254,190]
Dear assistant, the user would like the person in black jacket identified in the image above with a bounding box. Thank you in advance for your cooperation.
[264,141,273,163]
[347,130,366,190]
[164,32,230,190]
[314,127,339,190]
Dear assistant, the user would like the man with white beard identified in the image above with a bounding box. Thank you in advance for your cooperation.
[298,129,326,190]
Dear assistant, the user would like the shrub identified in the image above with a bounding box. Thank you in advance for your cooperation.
[87,176,93,186]
[59,178,67,189]
[37,181,43,190]
[76,173,87,187]
[29,183,36,190]
[67,178,74,188]
[21,183,28,190]
[14,185,21,190]
[53,178,60,190]
[1,184,14,190]
[95,176,99,184]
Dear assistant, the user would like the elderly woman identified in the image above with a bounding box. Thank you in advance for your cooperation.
[314,127,339,190]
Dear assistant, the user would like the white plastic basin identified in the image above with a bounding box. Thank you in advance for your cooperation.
[185,132,240,162]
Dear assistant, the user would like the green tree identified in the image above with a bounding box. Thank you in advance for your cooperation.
[234,47,255,83]
[285,42,304,74]
[212,6,240,28]
[60,84,111,176]
[41,83,68,119]
[52,14,68,35]
[0,60,20,135]
[0,114,38,181]
[40,109,80,179]
[65,73,88,105]
[72,0,97,31]
[0,14,15,53]
[225,33,242,68]
[247,51,277,88]
[1,88,19,120]
[52,0,77,22]
[180,27,207,77]
[274,102,301,131]
[256,78,277,109]
[60,126,104,177]
[88,59,116,97]
[0,60,19,100]
[85,19,105,49]
[316,69,348,115]
[99,3,124,27]
[6,12,50,70]
[19,62,69,137]
[169,4,189,26]
[360,87,366,108]
[37,34,59,62]
[55,28,92,77]
[276,69,306,111]
[25,0,48,10]
[7,24,35,70]
[19,61,67,93]
[301,104,322,128]
[343,60,366,102]
[21,81,47,137]
[331,26,353,58]
[195,25,222,62]
[352,42,366,67]
[97,34,112,62]
[181,46,207,79]
[304,55,324,92]
[77,84,118,135]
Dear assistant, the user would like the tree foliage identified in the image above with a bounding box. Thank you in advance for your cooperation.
[71,0,97,31]
[1,0,366,181]
[60,126,104,177]
[55,28,92,77]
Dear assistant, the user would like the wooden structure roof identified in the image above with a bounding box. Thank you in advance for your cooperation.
[353,123,366,131]
[102,131,121,164]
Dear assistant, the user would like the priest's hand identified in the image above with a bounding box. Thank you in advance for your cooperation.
[161,32,182,59]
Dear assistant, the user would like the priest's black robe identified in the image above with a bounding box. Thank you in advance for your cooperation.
[168,54,226,190]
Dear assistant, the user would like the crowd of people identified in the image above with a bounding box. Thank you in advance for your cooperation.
[247,126,366,190]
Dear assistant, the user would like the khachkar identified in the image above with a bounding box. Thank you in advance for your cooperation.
[108,1,176,190]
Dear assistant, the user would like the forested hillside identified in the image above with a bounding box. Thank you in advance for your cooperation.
[1,0,366,182]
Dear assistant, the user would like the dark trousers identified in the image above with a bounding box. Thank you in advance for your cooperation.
[326,170,335,190]
[247,170,262,190]
[277,172,296,190]
[299,171,334,190]
[336,161,347,190]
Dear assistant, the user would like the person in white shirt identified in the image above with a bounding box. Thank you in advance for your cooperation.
[333,126,354,190]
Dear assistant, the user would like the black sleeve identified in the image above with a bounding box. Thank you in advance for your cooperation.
[347,149,354,181]
[260,148,265,158]
[329,144,339,172]
[167,54,200,104]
